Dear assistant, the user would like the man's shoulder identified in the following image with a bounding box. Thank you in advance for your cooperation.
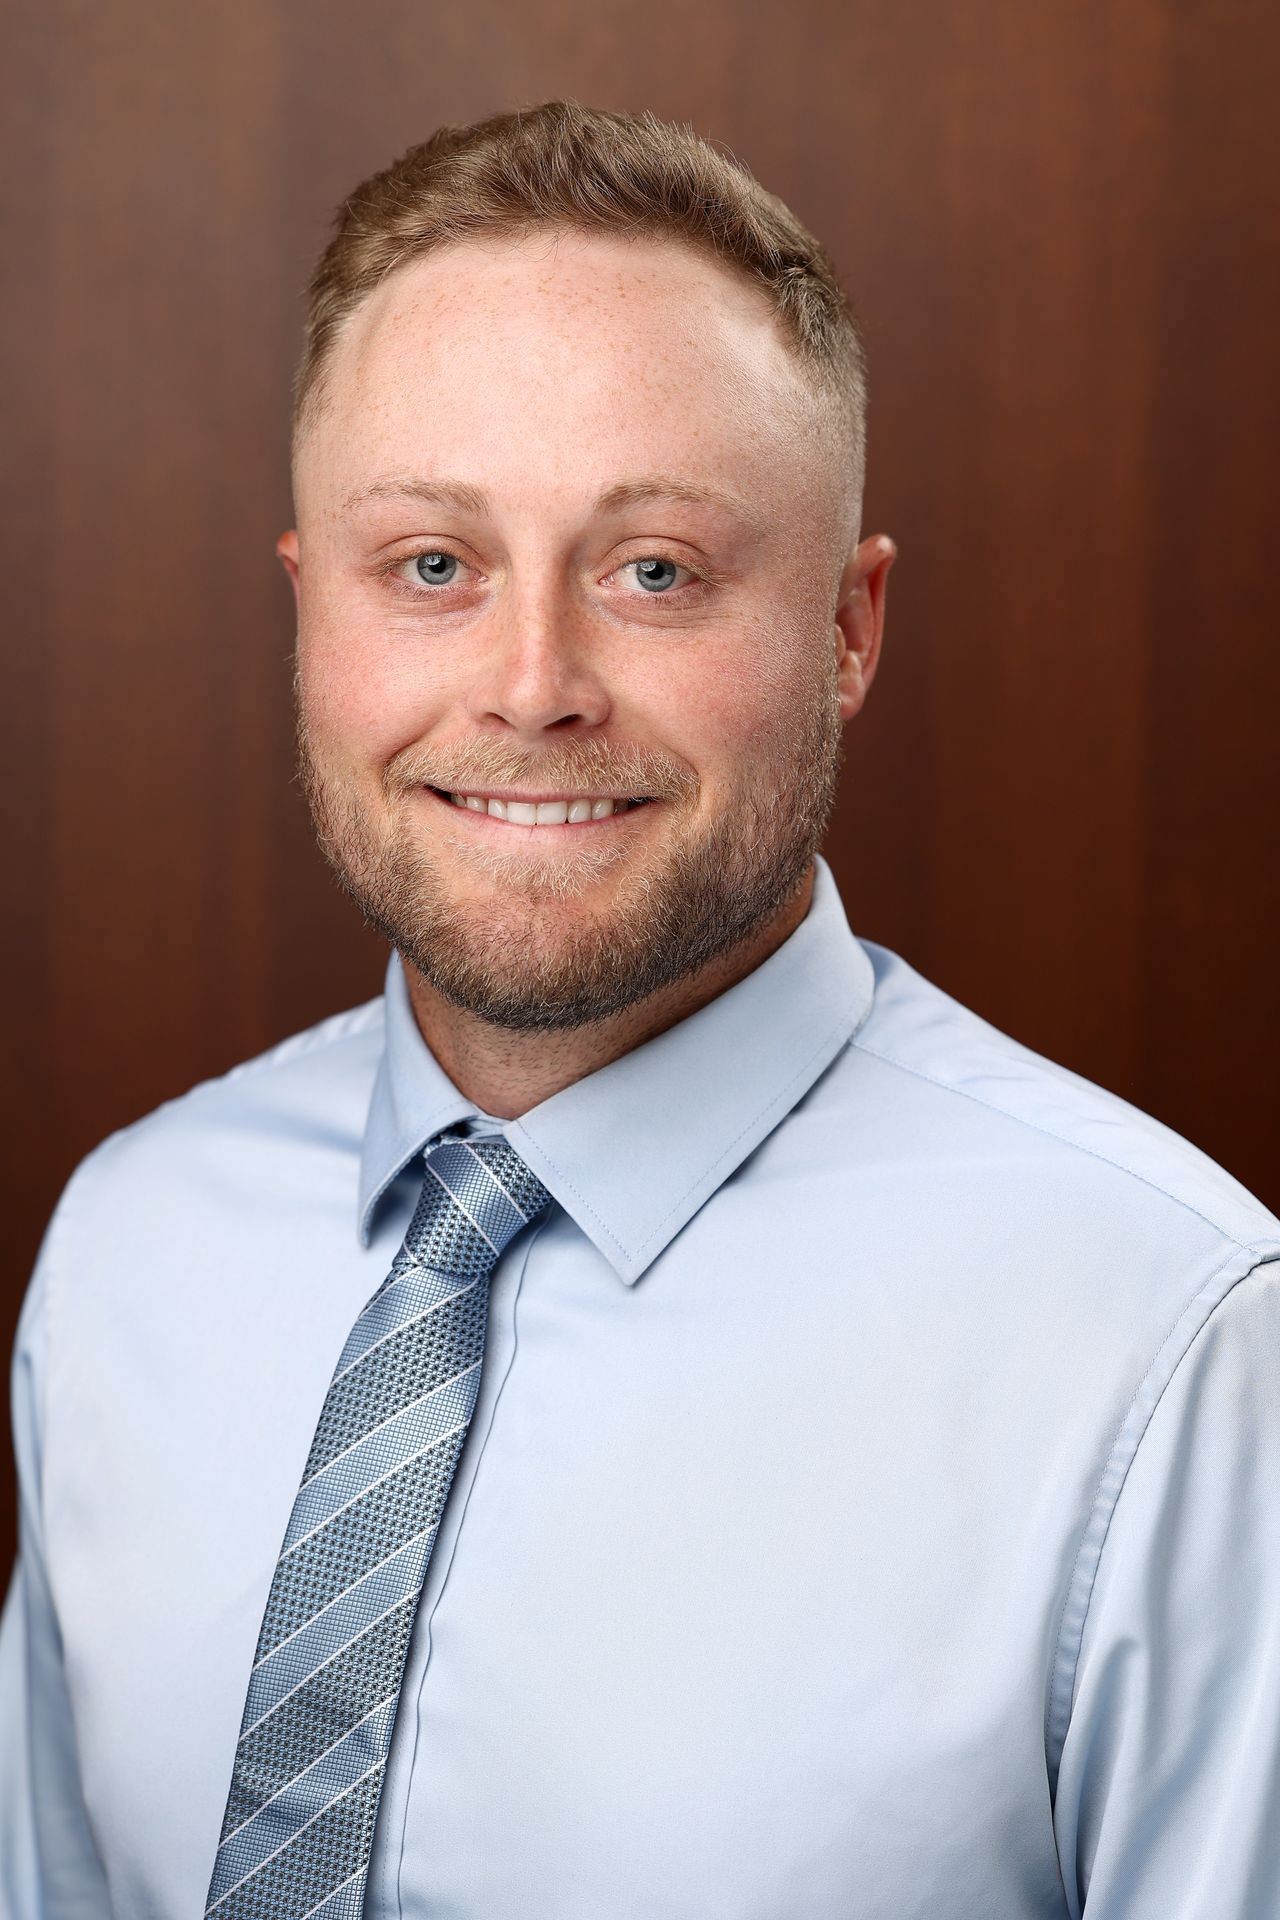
[48,991,388,1241]
[116,989,386,1146]
[840,936,1280,1255]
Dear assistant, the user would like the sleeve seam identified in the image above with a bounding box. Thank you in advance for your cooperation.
[1044,1241,1280,1791]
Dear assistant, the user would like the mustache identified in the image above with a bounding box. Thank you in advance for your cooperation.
[385,737,697,803]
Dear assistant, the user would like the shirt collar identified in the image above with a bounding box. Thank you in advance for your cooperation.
[358,853,876,1283]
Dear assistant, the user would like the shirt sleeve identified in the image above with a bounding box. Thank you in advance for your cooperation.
[1052,1251,1280,1918]
[0,1192,112,1917]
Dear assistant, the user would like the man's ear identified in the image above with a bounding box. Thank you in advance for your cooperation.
[835,534,896,722]
[277,530,301,608]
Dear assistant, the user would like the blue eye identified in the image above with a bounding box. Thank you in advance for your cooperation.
[414,551,459,586]
[630,558,681,593]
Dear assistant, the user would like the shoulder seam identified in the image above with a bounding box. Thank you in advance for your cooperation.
[108,997,387,1139]
[852,1033,1260,1251]
[217,997,385,1084]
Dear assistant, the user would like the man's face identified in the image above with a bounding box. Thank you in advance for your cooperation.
[287,228,886,1030]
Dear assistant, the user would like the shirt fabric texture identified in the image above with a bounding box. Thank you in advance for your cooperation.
[2,853,1279,1919]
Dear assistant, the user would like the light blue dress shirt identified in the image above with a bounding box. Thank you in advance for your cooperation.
[3,854,1279,1918]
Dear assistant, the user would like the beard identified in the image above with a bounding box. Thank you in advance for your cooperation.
[295,669,844,1033]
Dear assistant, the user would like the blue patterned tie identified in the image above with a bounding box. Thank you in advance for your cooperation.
[204,1132,551,1920]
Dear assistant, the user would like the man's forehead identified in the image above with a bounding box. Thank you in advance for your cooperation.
[320,232,812,430]
[349,225,789,345]
[297,231,838,536]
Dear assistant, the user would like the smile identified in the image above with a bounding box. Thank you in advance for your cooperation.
[426,787,652,827]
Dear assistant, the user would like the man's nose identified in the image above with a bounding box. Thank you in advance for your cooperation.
[463,578,612,736]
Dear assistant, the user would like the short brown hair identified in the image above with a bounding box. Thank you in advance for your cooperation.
[296,100,869,537]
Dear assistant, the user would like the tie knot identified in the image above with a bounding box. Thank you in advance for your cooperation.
[399,1132,552,1278]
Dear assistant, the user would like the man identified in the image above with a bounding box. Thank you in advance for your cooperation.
[2,99,1278,1920]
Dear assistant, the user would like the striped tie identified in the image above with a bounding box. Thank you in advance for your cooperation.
[203,1132,552,1920]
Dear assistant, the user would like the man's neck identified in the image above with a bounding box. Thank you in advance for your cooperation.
[401,866,816,1120]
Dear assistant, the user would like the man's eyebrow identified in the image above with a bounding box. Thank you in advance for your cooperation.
[343,477,490,514]
[342,474,766,529]
[593,477,765,527]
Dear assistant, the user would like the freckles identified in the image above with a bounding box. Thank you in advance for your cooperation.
[343,658,450,758]
[707,686,779,757]
[299,618,406,752]
[631,653,758,756]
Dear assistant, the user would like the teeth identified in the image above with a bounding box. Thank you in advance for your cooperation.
[446,791,639,823]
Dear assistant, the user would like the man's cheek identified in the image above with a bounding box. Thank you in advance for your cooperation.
[301,641,426,769]
[667,678,768,769]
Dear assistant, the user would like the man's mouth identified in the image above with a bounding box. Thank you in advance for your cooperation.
[425,786,653,826]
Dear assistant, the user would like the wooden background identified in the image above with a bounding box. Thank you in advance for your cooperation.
[3,0,1278,1569]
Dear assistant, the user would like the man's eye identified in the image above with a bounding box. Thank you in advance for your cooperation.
[620,556,691,594]
[402,550,464,588]
[393,550,697,596]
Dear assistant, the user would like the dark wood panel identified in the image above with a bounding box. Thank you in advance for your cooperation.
[3,0,1277,1569]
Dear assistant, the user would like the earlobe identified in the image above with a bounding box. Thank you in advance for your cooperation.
[277,530,301,608]
[837,642,868,722]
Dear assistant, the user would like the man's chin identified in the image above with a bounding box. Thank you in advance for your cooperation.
[426,889,617,957]
[373,839,752,1031]
[398,921,659,1033]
